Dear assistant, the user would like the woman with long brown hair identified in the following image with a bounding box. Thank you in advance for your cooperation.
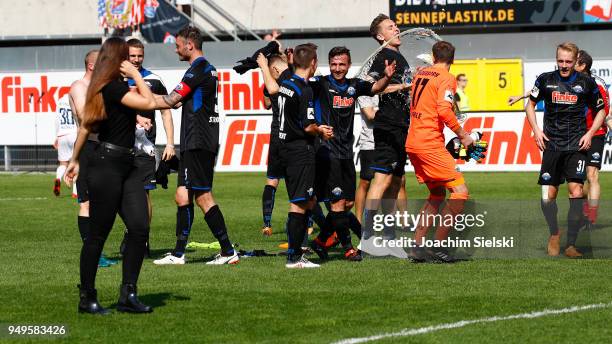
[65,37,159,314]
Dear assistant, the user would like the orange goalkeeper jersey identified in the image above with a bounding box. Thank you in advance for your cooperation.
[405,65,460,153]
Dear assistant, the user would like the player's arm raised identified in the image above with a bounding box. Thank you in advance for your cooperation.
[257,53,280,96]
[370,60,396,94]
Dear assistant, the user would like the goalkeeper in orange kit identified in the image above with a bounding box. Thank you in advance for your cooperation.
[405,41,487,263]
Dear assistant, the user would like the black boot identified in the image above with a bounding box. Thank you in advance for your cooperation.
[117,284,152,313]
[78,285,110,315]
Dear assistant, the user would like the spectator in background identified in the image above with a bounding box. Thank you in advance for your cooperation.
[455,73,470,112]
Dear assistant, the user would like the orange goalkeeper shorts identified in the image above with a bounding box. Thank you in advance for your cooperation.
[407,150,464,188]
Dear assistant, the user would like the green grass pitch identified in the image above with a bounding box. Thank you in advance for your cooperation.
[1,172,612,343]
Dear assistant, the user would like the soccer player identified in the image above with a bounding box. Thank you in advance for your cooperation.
[276,43,333,268]
[53,94,78,197]
[355,94,377,223]
[308,46,395,261]
[362,14,412,241]
[526,42,605,258]
[119,39,175,255]
[68,49,115,268]
[575,50,610,226]
[152,26,239,265]
[256,53,292,236]
[405,41,474,262]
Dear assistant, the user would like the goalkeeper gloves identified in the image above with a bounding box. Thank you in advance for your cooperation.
[445,132,488,163]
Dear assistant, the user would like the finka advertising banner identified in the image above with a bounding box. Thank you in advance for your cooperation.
[390,0,584,28]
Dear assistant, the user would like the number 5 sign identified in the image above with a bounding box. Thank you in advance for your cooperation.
[450,59,524,111]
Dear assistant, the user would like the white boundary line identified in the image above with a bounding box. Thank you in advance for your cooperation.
[0,197,48,201]
[332,302,612,344]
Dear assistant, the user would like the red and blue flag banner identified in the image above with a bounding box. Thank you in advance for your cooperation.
[98,0,145,29]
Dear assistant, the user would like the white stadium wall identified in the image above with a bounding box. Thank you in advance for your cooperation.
[0,0,100,38]
[2,63,611,172]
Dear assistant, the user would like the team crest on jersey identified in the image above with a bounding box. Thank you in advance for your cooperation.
[347,87,356,96]
[332,187,343,197]
[541,172,551,181]
[572,85,584,93]
[307,188,314,197]
[444,90,454,103]
[307,107,315,120]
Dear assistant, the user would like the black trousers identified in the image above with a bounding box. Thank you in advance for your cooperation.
[80,145,149,290]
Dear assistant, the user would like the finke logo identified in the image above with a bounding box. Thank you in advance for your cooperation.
[222,120,269,166]
[552,91,578,104]
[1,76,71,113]
[332,96,354,107]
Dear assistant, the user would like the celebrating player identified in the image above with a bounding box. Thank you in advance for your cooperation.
[308,46,395,261]
[526,42,606,258]
[575,50,610,226]
[257,53,292,236]
[53,94,78,197]
[276,43,333,268]
[405,41,475,262]
[361,14,412,241]
[119,39,175,255]
[152,26,238,265]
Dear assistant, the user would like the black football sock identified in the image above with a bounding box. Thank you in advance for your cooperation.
[330,211,353,250]
[567,198,584,247]
[287,212,306,261]
[262,185,276,227]
[316,213,335,243]
[77,216,90,242]
[347,211,362,239]
[205,205,234,255]
[310,202,327,229]
[172,204,194,257]
[540,199,559,236]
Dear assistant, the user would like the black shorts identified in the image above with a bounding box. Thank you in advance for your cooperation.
[359,149,376,181]
[280,143,315,203]
[266,141,284,179]
[76,140,98,203]
[372,127,407,177]
[538,150,587,185]
[285,163,316,203]
[134,155,157,190]
[316,157,356,202]
[587,135,605,169]
[177,149,216,191]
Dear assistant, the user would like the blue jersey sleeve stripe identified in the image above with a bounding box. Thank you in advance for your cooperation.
[281,80,302,96]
